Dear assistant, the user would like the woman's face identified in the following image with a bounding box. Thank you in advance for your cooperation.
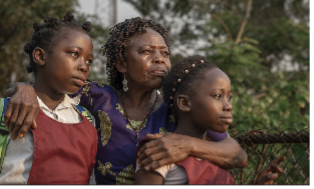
[124,29,171,90]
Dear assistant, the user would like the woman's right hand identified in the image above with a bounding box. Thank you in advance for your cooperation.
[4,83,39,140]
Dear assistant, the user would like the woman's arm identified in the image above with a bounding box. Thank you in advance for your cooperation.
[134,169,164,185]
[137,132,248,171]
[4,83,39,140]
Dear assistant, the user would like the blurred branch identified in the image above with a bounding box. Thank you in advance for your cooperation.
[210,13,234,41]
[235,0,252,44]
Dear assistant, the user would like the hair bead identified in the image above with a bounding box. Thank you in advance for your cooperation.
[185,70,189,73]
[200,60,204,63]
[192,64,195,67]
[177,79,181,82]
[172,88,176,91]
[169,96,173,99]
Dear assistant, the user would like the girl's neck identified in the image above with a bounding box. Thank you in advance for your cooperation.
[33,81,65,110]
[174,117,207,140]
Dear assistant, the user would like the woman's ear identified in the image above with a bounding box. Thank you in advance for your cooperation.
[115,58,127,74]
[176,94,191,112]
[33,47,46,66]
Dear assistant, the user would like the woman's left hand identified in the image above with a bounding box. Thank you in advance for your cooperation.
[137,132,193,171]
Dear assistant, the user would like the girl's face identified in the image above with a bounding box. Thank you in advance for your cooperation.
[189,68,233,133]
[123,29,171,90]
[40,30,93,94]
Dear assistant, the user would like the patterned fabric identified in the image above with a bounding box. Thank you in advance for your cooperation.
[0,98,9,174]
[70,80,228,185]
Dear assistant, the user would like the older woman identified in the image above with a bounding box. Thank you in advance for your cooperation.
[3,17,247,184]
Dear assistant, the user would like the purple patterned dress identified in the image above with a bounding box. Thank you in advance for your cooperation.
[70,80,227,184]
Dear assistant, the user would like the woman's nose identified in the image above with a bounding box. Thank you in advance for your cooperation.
[152,52,166,64]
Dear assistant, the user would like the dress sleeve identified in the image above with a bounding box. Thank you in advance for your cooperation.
[68,80,92,111]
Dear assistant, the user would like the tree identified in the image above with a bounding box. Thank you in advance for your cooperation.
[123,0,309,131]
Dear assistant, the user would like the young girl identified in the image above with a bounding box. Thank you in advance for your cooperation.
[0,12,97,184]
[135,55,284,185]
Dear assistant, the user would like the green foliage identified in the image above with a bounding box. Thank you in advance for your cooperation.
[124,0,309,131]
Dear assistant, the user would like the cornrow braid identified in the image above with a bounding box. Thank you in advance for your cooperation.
[162,55,218,108]
[103,17,171,90]
[23,11,92,75]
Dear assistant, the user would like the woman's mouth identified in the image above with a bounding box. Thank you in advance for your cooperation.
[150,70,166,77]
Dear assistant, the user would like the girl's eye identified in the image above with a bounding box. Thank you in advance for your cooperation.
[71,52,78,58]
[213,94,221,100]
[86,60,93,64]
[228,95,233,101]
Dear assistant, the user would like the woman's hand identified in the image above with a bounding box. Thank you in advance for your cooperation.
[4,83,39,139]
[137,132,193,171]
[254,156,286,185]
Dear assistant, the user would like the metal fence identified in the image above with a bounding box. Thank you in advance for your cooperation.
[229,127,309,185]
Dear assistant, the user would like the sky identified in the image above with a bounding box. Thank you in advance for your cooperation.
[77,0,141,24]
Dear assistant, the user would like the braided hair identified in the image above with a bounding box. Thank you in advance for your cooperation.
[23,11,92,75]
[103,17,171,90]
[162,55,218,112]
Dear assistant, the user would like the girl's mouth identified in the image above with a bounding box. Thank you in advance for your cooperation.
[220,117,233,124]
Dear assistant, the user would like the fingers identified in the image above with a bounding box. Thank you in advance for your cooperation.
[271,156,286,165]
[145,133,164,140]
[138,150,168,168]
[256,173,278,185]
[8,103,20,139]
[143,156,175,171]
[138,138,164,158]
[4,100,13,129]
[31,119,37,129]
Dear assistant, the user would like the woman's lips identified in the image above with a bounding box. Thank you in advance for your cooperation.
[72,78,85,87]
[150,70,166,76]
[220,117,233,124]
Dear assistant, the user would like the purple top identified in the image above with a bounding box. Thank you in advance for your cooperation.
[70,80,227,184]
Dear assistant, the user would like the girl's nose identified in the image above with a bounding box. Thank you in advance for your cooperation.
[78,59,89,73]
[223,101,233,112]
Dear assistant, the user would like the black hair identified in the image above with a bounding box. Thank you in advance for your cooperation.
[103,17,171,90]
[162,55,218,109]
[23,11,92,75]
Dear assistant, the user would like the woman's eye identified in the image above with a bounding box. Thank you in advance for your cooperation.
[161,51,170,58]
[142,49,152,53]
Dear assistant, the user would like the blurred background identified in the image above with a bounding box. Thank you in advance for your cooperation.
[0,0,309,132]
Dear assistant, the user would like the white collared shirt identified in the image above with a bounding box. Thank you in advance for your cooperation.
[0,95,96,184]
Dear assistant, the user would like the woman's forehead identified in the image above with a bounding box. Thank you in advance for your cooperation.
[128,29,167,48]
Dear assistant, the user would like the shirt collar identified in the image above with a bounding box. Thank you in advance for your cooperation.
[37,94,81,111]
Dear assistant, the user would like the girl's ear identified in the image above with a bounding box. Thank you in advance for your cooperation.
[33,47,46,66]
[176,94,191,112]
[115,58,127,74]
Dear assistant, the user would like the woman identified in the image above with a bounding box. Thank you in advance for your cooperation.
[3,17,247,184]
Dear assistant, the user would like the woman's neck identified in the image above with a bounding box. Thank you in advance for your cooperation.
[174,116,207,140]
[33,81,65,110]
[117,87,158,109]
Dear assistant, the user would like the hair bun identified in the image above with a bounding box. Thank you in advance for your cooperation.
[82,21,92,32]
[23,43,32,54]
[63,11,75,22]
[44,17,58,27]
[33,22,41,32]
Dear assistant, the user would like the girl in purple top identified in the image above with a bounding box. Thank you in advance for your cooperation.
[4,17,247,184]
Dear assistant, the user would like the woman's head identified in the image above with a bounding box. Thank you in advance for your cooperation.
[24,12,94,94]
[103,17,171,90]
[162,55,233,133]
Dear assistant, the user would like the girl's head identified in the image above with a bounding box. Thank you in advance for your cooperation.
[163,55,233,134]
[24,12,93,94]
[103,17,171,90]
